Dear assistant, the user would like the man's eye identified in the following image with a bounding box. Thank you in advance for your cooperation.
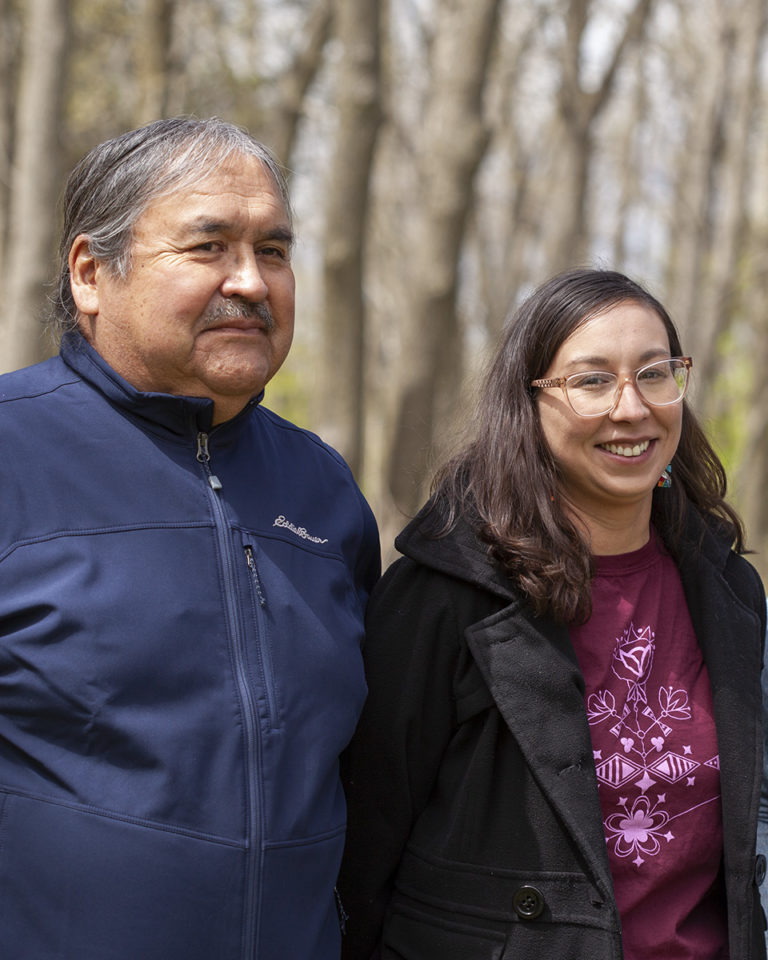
[259,246,288,260]
[194,241,220,252]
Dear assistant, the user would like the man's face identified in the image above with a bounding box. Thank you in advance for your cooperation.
[71,154,295,424]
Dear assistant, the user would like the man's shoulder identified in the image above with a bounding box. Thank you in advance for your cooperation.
[253,404,350,472]
[0,355,80,407]
[245,404,380,579]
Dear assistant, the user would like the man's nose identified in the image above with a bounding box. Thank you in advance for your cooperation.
[220,250,269,300]
[609,377,650,419]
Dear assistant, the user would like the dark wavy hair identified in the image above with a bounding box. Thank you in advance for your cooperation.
[432,268,744,624]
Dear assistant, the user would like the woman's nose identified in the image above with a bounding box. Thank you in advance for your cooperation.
[609,377,650,419]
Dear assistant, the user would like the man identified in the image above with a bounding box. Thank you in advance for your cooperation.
[0,117,380,959]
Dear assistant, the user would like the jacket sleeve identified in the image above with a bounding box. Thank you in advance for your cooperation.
[338,556,465,960]
[354,490,382,606]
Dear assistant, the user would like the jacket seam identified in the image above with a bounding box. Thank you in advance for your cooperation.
[263,823,346,849]
[0,785,246,848]
[0,521,215,563]
[0,377,81,404]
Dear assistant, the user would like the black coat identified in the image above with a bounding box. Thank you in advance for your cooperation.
[339,505,767,960]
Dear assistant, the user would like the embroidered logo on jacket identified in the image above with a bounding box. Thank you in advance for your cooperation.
[272,515,329,544]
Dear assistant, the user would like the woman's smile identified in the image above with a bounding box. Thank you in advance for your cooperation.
[536,302,683,532]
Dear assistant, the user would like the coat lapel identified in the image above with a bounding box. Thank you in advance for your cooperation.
[677,531,764,958]
[466,601,617,901]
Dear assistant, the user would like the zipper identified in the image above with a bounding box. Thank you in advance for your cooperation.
[244,544,279,727]
[196,431,261,957]
[196,432,223,490]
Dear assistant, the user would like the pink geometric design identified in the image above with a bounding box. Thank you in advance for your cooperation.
[648,751,699,783]
[595,753,644,788]
[636,772,657,792]
[604,793,671,860]
[580,616,722,875]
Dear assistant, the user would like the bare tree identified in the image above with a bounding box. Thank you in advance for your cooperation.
[689,0,766,404]
[316,0,382,477]
[134,0,175,124]
[0,0,16,279]
[551,0,655,270]
[385,0,503,517]
[664,2,729,350]
[470,0,549,337]
[262,0,334,164]
[729,0,768,582]
[0,0,69,374]
[739,286,768,575]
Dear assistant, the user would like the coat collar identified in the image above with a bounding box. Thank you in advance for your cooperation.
[60,332,264,439]
[395,500,516,602]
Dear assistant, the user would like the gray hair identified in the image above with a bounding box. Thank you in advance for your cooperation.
[50,116,292,338]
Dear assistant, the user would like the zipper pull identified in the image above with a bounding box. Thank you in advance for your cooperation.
[196,432,223,491]
[244,546,266,606]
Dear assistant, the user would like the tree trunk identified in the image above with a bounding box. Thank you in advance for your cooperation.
[664,2,725,348]
[552,0,655,271]
[0,0,15,278]
[0,0,69,374]
[134,0,174,124]
[729,0,768,585]
[265,0,334,165]
[386,0,503,516]
[471,5,544,336]
[691,0,766,409]
[735,200,768,584]
[316,0,382,477]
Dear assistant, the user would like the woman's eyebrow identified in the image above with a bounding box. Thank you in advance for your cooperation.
[561,349,671,369]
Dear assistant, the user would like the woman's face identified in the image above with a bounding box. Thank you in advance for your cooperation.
[536,301,683,522]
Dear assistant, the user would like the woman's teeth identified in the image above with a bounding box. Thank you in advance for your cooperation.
[601,440,650,457]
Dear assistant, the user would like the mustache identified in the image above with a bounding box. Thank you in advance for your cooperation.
[202,298,274,331]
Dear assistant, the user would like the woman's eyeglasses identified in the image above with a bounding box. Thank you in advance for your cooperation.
[531,357,692,418]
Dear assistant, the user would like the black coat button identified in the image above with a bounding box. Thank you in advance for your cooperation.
[755,854,767,886]
[513,885,544,920]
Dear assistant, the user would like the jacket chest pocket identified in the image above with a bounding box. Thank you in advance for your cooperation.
[237,534,367,746]
[242,542,281,730]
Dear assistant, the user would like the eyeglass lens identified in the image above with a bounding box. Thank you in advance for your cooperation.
[566,359,689,416]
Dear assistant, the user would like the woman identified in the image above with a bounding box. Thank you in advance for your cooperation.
[339,269,767,959]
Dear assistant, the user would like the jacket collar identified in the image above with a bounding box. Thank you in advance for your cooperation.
[60,332,263,438]
[395,500,516,601]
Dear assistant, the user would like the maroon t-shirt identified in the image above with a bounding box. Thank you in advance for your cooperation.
[570,533,729,960]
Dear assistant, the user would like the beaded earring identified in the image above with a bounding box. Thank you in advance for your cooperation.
[657,463,672,488]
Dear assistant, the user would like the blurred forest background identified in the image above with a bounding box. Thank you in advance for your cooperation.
[1,0,768,577]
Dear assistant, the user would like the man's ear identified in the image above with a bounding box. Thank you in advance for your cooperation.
[68,235,101,317]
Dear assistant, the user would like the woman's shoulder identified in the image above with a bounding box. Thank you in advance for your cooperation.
[366,548,503,631]
[678,506,765,620]
[722,549,766,620]
[388,499,518,601]
[363,514,520,669]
